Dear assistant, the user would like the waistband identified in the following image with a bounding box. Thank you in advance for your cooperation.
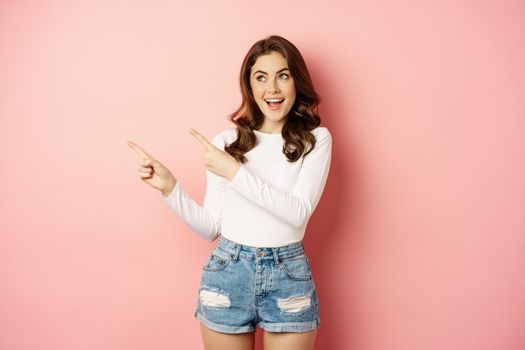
[217,236,305,263]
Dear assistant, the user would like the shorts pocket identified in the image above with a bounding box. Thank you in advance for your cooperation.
[281,254,312,281]
[203,248,233,272]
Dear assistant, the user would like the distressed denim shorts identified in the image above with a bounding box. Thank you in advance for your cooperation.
[194,235,321,334]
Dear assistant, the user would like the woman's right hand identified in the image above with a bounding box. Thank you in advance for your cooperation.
[127,141,177,197]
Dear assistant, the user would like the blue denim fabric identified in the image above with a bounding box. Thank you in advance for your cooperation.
[195,236,321,334]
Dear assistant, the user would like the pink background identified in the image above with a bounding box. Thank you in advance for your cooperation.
[1,0,524,349]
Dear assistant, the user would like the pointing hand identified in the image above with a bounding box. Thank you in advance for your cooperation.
[188,128,240,180]
[127,141,177,197]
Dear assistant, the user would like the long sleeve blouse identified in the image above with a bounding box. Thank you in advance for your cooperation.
[161,126,332,247]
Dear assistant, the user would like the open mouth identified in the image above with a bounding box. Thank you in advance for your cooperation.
[264,98,285,109]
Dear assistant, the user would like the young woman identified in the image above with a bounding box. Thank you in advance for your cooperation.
[128,35,332,350]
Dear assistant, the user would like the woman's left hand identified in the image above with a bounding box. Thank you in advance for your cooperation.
[189,128,240,181]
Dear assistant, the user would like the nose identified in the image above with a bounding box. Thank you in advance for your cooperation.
[270,76,280,93]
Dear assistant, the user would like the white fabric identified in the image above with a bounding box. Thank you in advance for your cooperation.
[161,126,332,247]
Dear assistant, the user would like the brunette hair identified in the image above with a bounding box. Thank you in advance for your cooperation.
[225,35,321,163]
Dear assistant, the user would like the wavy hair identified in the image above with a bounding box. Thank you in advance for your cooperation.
[225,35,322,163]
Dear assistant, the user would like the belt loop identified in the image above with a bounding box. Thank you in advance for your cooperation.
[272,248,281,265]
[232,244,241,261]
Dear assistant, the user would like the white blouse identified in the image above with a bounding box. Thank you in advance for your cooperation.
[161,126,332,247]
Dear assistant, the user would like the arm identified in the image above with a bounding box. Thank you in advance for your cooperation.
[227,128,332,228]
[161,134,228,242]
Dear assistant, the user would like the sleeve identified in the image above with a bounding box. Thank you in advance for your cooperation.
[226,128,332,228]
[160,133,228,242]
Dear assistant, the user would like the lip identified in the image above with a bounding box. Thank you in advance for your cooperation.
[265,99,284,110]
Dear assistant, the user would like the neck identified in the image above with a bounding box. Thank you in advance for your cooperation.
[258,119,286,134]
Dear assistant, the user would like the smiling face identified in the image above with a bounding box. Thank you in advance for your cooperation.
[250,51,297,133]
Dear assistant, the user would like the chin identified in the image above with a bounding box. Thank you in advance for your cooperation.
[264,114,288,122]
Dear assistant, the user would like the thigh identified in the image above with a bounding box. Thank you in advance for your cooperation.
[263,329,317,350]
[196,248,256,333]
[257,253,321,333]
[200,322,255,350]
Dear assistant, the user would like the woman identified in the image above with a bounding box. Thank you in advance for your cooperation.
[128,35,332,350]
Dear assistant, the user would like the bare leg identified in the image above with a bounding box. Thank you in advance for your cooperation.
[200,322,255,350]
[263,329,317,350]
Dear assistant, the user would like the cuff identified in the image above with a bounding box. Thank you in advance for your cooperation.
[161,181,180,201]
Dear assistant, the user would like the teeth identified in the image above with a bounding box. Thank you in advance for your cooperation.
[265,98,284,103]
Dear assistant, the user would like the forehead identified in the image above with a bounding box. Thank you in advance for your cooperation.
[251,51,289,73]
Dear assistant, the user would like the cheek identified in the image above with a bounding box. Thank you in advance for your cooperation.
[284,83,296,98]
[286,90,297,104]
[252,86,265,98]
[253,92,264,103]
[250,81,263,95]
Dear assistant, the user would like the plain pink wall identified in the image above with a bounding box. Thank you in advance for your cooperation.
[1,0,524,349]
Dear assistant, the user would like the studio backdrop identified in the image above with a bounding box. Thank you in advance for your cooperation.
[1,0,524,349]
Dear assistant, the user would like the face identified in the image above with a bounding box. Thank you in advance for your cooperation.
[249,51,297,132]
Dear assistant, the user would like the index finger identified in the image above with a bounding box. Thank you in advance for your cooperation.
[127,141,155,160]
[188,128,215,151]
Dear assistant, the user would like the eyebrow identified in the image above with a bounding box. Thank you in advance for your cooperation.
[253,68,290,76]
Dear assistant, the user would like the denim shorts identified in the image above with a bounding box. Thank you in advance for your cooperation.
[194,236,321,334]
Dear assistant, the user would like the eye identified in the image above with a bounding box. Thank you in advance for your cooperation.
[256,75,266,82]
[279,73,290,80]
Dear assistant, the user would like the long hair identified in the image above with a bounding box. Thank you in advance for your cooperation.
[225,35,321,163]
